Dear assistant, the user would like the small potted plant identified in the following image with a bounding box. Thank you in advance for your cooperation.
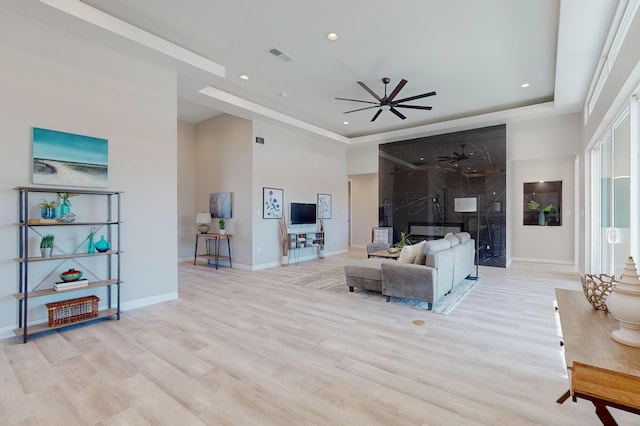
[38,199,56,219]
[40,234,54,257]
[218,219,226,234]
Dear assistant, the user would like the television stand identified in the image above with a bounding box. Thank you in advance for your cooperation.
[288,231,325,265]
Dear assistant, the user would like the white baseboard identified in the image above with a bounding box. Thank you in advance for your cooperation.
[120,292,178,311]
[510,257,576,266]
[0,292,179,342]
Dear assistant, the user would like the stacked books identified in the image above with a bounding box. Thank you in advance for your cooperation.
[54,278,89,291]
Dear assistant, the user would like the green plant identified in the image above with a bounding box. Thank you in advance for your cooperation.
[527,200,553,213]
[57,192,77,205]
[38,199,56,209]
[87,227,98,241]
[218,219,226,230]
[394,231,412,248]
[40,234,54,248]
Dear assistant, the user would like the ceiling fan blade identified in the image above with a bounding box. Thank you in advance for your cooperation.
[335,97,379,105]
[370,109,383,122]
[394,91,436,104]
[343,106,378,114]
[390,107,406,120]
[387,79,407,101]
[358,81,382,101]
[394,104,433,110]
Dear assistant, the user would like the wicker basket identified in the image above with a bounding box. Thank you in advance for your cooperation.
[45,295,100,327]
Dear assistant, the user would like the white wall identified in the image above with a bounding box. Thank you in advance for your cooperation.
[195,114,253,267]
[349,173,379,247]
[252,120,349,267]
[0,10,178,337]
[178,120,197,259]
[347,145,378,175]
[507,113,581,264]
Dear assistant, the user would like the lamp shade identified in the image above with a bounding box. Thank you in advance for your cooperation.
[196,213,212,224]
[454,197,477,213]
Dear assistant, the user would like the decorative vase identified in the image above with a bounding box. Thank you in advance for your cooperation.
[41,208,51,219]
[281,255,288,266]
[59,269,83,282]
[87,239,95,254]
[60,199,71,215]
[537,210,546,226]
[95,235,110,252]
[607,256,640,347]
[40,247,53,258]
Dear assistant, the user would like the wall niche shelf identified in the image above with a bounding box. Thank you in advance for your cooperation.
[14,186,123,343]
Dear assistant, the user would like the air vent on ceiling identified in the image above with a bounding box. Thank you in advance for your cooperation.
[268,47,293,62]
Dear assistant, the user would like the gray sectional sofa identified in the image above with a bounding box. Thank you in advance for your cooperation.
[344,232,475,309]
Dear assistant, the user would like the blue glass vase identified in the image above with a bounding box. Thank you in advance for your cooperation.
[95,235,110,252]
[60,199,71,215]
[87,238,95,254]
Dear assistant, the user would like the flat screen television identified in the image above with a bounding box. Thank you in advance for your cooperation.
[290,202,316,225]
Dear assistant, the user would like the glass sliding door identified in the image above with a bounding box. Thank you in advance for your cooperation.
[592,109,631,277]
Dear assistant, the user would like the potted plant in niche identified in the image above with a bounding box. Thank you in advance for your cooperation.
[40,234,54,257]
[527,200,553,226]
[218,219,226,234]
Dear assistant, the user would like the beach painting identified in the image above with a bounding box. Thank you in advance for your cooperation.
[33,128,108,187]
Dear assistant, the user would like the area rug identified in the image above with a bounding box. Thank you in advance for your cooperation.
[290,267,481,315]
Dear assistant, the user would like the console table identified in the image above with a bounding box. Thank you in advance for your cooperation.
[555,288,640,424]
[194,233,232,270]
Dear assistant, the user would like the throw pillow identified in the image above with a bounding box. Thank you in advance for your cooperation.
[412,240,427,265]
[373,228,389,243]
[398,245,416,263]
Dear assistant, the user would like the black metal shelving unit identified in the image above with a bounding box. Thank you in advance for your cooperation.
[15,186,122,343]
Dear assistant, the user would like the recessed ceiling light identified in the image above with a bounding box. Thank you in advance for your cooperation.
[327,32,338,41]
[343,121,349,125]
[521,82,530,88]
[239,74,250,80]
[419,157,424,161]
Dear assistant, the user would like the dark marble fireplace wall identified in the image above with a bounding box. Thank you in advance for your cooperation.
[379,124,507,267]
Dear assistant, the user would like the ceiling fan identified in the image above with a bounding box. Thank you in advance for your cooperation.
[336,77,436,122]
[437,144,472,164]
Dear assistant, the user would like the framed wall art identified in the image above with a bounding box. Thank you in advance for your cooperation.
[32,127,108,187]
[263,187,283,219]
[317,193,331,219]
[210,192,232,218]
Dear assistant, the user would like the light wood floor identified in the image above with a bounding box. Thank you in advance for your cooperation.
[1,249,637,425]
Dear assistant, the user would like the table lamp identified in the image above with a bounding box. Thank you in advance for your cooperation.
[196,212,212,234]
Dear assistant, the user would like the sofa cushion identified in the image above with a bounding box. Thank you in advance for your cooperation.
[398,245,416,263]
[455,232,471,243]
[344,258,388,281]
[412,240,427,265]
[445,234,460,247]
[424,239,451,254]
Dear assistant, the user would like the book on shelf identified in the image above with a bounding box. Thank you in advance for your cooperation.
[28,218,60,224]
[54,278,89,291]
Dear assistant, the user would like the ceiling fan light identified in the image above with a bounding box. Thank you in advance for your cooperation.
[381,105,391,111]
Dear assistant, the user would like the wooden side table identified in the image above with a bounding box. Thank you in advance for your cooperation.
[194,233,232,270]
[555,288,640,424]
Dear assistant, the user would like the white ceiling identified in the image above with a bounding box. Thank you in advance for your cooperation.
[4,0,619,144]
